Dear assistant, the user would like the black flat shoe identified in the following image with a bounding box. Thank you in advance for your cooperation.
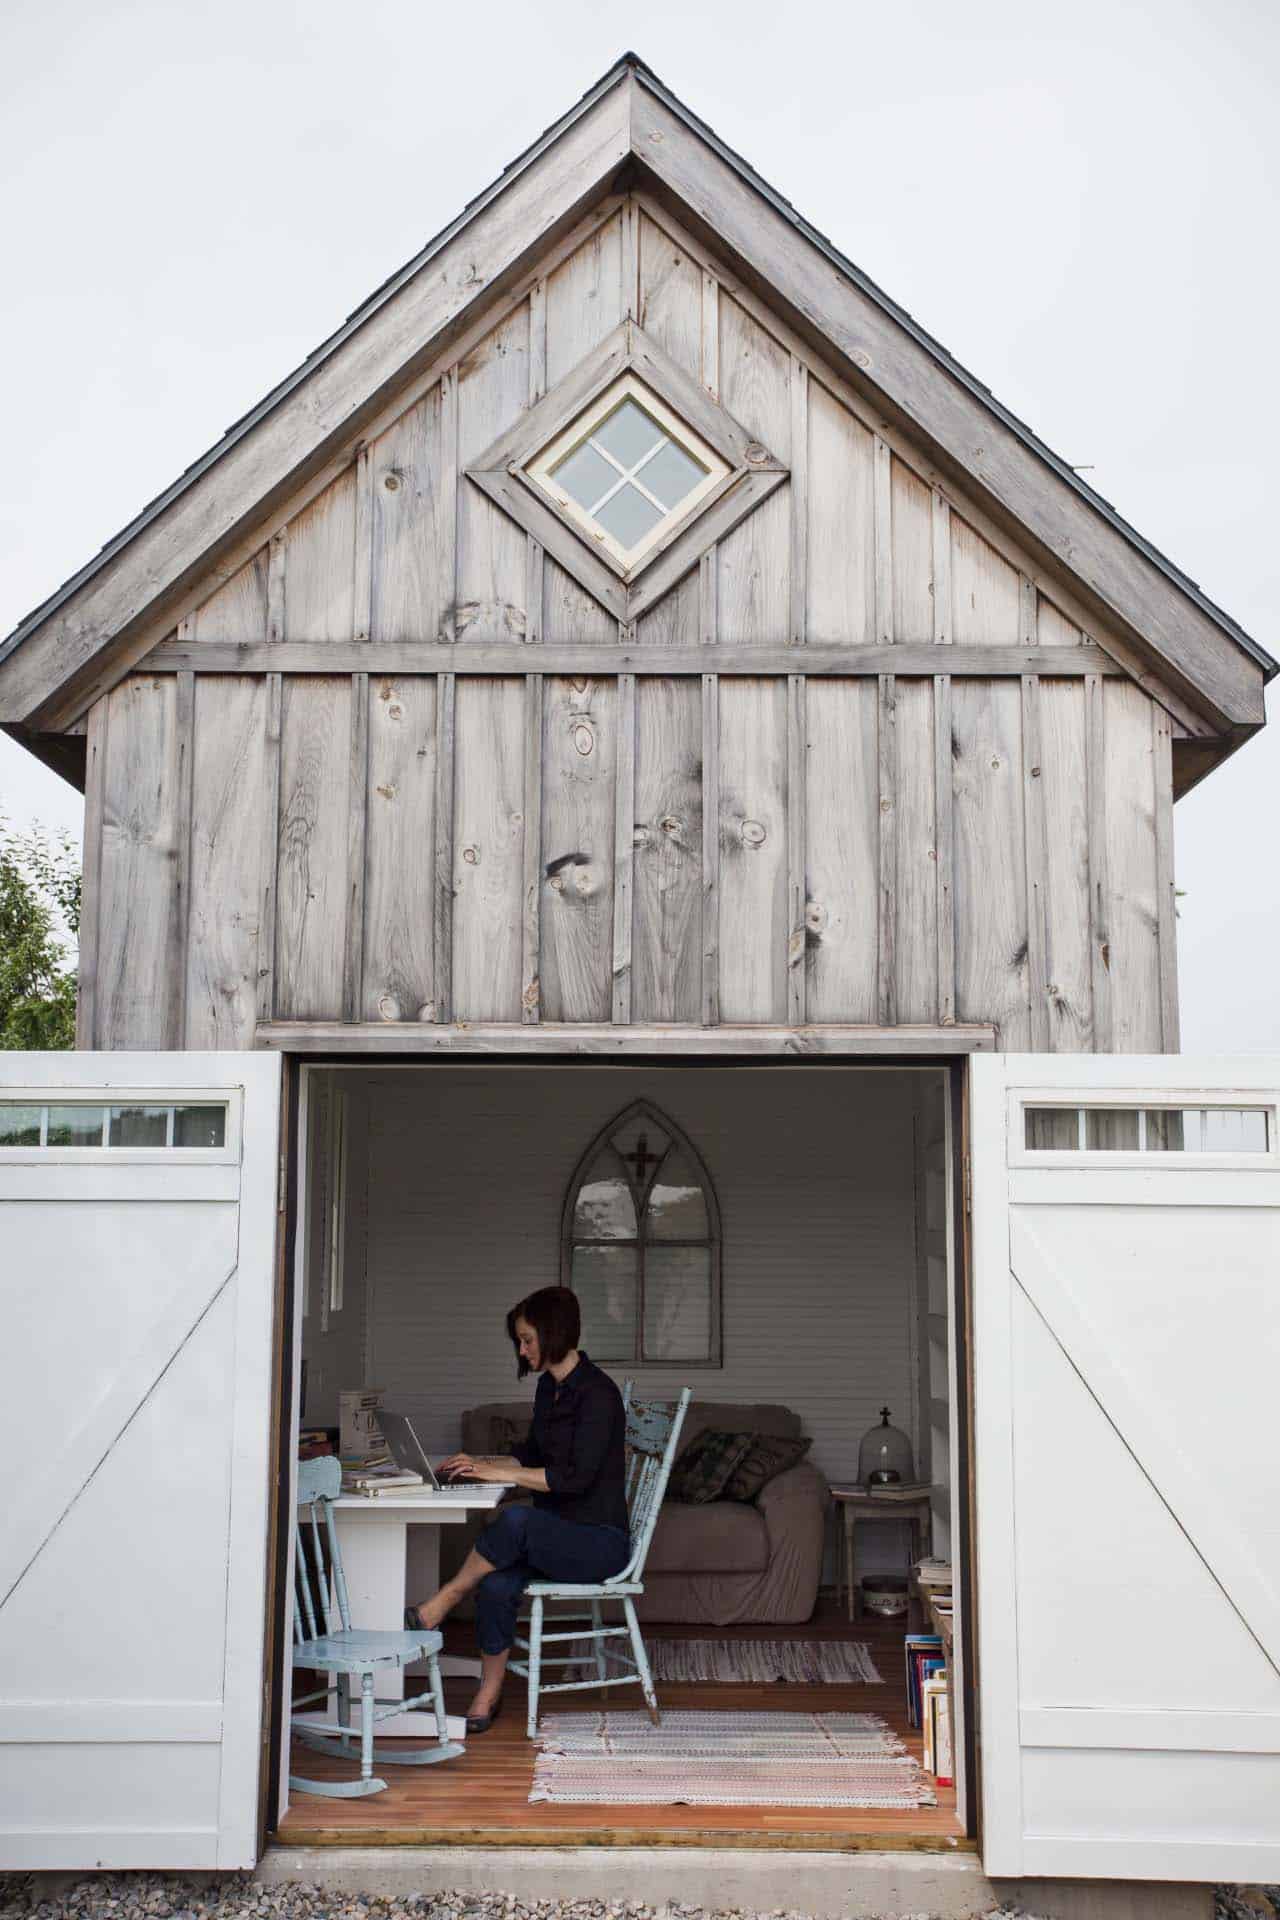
[404,1604,426,1632]
[465,1697,503,1735]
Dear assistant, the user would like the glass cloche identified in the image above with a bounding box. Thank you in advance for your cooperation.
[858,1406,915,1486]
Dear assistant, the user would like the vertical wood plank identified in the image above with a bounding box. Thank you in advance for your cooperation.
[522,673,543,1021]
[457,310,528,640]
[364,675,437,1022]
[789,359,808,647]
[951,516,1022,646]
[284,470,356,641]
[1085,672,1112,1052]
[276,677,351,1018]
[1153,702,1180,1052]
[877,673,897,1026]
[528,279,548,404]
[807,384,874,644]
[190,552,268,642]
[701,672,720,1025]
[892,459,934,644]
[699,546,718,645]
[172,659,196,1045]
[787,673,806,1023]
[637,212,702,378]
[1019,575,1038,648]
[634,677,702,1022]
[545,214,623,388]
[933,674,955,1024]
[353,445,373,645]
[621,198,640,321]
[439,368,458,644]
[874,435,893,646]
[370,385,451,643]
[718,677,788,1023]
[805,679,878,1021]
[1021,673,1050,1049]
[75,695,110,1047]
[267,531,286,643]
[433,673,456,1020]
[612,669,636,1024]
[894,678,938,1024]
[524,543,545,647]
[452,677,524,1019]
[701,271,719,397]
[952,678,1029,1046]
[1102,678,1163,1052]
[257,672,283,1025]
[931,490,951,645]
[540,674,617,1022]
[97,676,180,1047]
[342,673,370,1021]
[1038,679,1093,1051]
[187,676,270,1047]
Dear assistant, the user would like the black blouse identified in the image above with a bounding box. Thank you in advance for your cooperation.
[513,1351,629,1533]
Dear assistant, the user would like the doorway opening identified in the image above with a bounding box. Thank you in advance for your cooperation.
[271,1058,973,1851]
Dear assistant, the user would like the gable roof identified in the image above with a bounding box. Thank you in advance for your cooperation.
[1,53,1272,762]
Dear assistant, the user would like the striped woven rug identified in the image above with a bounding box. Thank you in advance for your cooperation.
[530,1709,935,1808]
[648,1636,883,1685]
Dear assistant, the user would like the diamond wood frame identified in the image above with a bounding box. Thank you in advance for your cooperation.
[466,318,788,624]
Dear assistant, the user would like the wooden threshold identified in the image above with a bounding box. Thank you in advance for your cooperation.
[277,1611,968,1853]
[257,1022,996,1057]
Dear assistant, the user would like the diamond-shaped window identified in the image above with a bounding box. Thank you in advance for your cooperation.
[527,374,729,571]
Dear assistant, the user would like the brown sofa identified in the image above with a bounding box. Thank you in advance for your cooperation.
[459,1397,828,1626]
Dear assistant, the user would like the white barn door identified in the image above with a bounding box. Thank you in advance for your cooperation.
[0,1052,282,1870]
[970,1054,1280,1882]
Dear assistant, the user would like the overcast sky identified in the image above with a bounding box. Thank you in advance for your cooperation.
[1,0,1275,1050]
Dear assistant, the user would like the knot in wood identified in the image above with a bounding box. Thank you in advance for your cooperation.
[991,757,1001,770]
[660,815,685,842]
[462,845,480,865]
[572,723,595,757]
[633,824,652,849]
[383,472,400,492]
[377,994,402,1022]
[805,901,827,933]
[388,704,403,721]
[416,1002,436,1023]
[740,818,766,848]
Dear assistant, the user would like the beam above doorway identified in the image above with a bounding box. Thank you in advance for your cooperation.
[255,1022,996,1057]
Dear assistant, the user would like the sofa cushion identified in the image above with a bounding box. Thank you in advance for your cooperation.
[648,1498,770,1575]
[668,1429,755,1504]
[724,1433,813,1503]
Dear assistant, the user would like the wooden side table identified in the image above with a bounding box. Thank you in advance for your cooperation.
[830,1486,932,1621]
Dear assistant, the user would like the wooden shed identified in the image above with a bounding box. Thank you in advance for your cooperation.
[1,55,1277,1919]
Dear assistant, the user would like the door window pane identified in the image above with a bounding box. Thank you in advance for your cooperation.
[109,1105,170,1147]
[643,1247,713,1360]
[571,1245,639,1360]
[0,1106,41,1146]
[45,1105,107,1147]
[173,1104,227,1147]
[646,1148,709,1239]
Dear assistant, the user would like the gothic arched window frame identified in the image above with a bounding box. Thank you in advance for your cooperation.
[560,1099,723,1368]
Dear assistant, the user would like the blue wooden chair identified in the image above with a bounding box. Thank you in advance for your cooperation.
[509,1382,692,1738]
[290,1456,464,1797]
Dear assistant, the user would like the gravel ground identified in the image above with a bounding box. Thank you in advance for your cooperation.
[1,1874,1273,1920]
[0,1874,1051,1920]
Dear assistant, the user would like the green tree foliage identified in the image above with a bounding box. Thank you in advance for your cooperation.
[0,819,81,1050]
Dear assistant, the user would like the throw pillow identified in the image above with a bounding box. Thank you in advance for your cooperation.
[490,1413,529,1456]
[667,1428,755,1505]
[723,1432,812,1502]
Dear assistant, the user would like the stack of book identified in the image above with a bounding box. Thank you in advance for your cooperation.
[922,1672,953,1787]
[905,1631,945,1729]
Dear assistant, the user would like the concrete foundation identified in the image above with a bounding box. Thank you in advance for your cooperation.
[256,1846,1214,1920]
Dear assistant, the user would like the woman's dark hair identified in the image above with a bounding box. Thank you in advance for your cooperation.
[507,1286,581,1377]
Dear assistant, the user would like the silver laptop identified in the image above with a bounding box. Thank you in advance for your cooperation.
[377,1409,513,1494]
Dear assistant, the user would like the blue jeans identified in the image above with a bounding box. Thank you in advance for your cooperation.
[472,1505,630,1656]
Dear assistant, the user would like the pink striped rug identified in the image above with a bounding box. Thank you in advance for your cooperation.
[530,1709,935,1808]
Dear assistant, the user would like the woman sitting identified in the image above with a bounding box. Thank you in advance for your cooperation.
[404,1285,630,1733]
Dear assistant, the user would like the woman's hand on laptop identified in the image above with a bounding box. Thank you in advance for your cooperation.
[439,1452,518,1484]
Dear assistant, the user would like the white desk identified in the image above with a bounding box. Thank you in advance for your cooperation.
[295,1484,507,1740]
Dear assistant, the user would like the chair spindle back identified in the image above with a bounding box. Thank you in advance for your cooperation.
[293,1455,349,1644]
[610,1383,691,1585]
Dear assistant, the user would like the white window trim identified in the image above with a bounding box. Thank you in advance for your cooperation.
[526,372,728,574]
[0,1086,240,1164]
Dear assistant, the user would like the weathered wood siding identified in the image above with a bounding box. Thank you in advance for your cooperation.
[76,194,1180,1052]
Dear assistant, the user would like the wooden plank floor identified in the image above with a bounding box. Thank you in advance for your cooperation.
[278,1603,967,1850]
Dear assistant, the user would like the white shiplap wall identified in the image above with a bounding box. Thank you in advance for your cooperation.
[301,1066,946,1520]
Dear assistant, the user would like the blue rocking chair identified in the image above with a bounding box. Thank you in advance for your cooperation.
[509,1382,692,1738]
[290,1455,464,1797]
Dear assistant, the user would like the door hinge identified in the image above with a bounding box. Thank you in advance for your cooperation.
[963,1152,972,1214]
